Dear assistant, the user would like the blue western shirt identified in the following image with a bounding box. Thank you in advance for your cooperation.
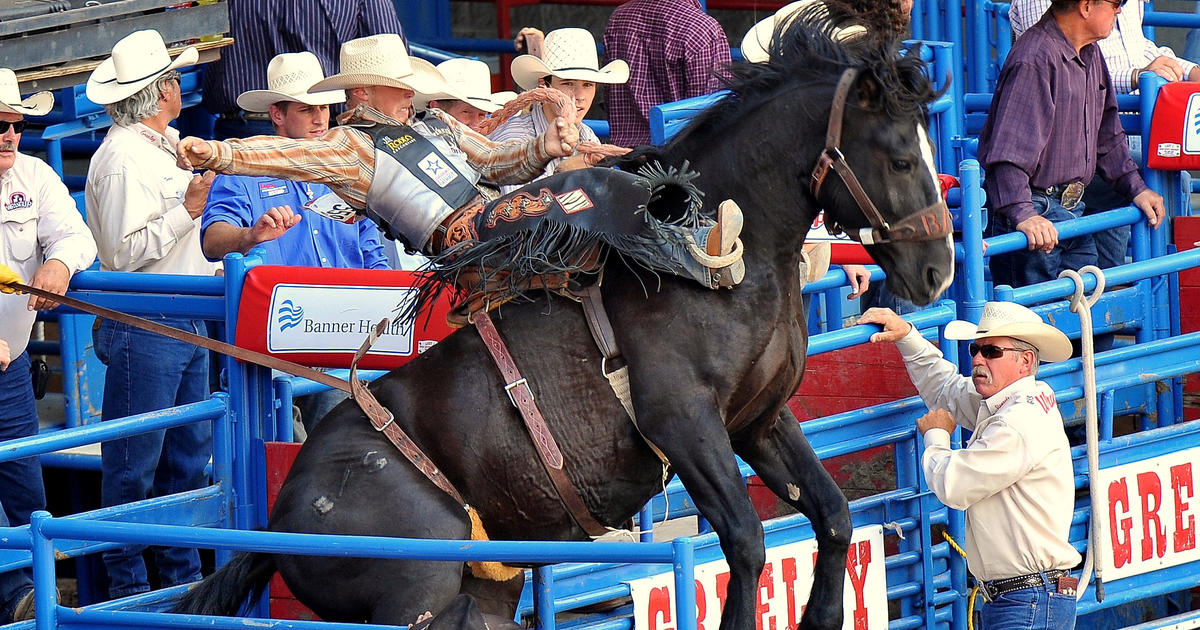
[201,174,388,269]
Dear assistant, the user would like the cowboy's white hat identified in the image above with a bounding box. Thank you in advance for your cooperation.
[308,34,445,95]
[740,1,868,63]
[944,301,1072,363]
[237,52,346,113]
[416,58,515,114]
[86,29,198,105]
[510,28,629,90]
[0,69,52,116]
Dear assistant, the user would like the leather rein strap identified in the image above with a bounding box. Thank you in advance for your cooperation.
[7,281,351,393]
[473,310,610,537]
[809,68,952,245]
[8,280,467,507]
[350,319,464,504]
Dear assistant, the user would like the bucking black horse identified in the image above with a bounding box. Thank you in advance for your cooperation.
[176,15,954,630]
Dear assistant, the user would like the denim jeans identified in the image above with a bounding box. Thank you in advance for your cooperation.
[0,352,40,620]
[94,318,212,598]
[988,192,1097,289]
[1081,178,1131,270]
[981,579,1077,630]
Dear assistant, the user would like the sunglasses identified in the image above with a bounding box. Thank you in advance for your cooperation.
[1097,0,1129,8]
[0,120,26,134]
[968,343,1025,359]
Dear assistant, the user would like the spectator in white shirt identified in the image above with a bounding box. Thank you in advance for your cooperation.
[0,67,96,623]
[860,302,1081,629]
[83,29,217,600]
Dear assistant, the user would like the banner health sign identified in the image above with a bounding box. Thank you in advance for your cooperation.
[628,525,887,630]
[267,284,418,356]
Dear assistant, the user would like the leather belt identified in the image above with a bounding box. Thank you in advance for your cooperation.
[1034,181,1085,210]
[428,194,485,255]
[981,569,1069,601]
[474,310,609,536]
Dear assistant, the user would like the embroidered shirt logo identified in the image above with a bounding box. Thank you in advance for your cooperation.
[419,152,458,187]
[555,189,594,214]
[5,192,33,212]
[1184,93,1200,154]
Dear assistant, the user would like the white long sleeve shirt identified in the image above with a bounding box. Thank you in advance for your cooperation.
[1,153,97,356]
[896,326,1082,581]
[85,122,219,275]
[1011,0,1197,93]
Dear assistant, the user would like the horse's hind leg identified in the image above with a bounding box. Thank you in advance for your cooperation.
[734,407,851,630]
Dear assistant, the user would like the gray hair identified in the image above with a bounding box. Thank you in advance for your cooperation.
[1010,338,1040,377]
[104,70,181,126]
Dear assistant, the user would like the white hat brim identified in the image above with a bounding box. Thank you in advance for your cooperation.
[237,87,346,113]
[944,319,1073,363]
[308,57,445,96]
[510,54,629,90]
[740,1,867,63]
[414,84,509,114]
[0,91,53,116]
[86,45,199,105]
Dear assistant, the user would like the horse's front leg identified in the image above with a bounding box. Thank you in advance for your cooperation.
[638,407,766,630]
[734,407,851,630]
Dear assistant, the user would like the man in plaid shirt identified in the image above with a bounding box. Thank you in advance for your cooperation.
[602,0,731,148]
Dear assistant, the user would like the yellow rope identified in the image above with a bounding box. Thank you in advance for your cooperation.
[942,531,978,630]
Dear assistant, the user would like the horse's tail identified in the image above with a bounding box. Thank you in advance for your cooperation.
[173,551,276,617]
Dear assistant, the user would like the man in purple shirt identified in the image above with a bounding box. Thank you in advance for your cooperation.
[979,0,1164,294]
[601,0,731,147]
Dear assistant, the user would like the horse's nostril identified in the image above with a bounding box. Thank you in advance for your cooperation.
[925,266,942,288]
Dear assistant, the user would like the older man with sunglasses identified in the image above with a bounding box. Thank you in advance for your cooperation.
[860,302,1081,629]
[0,68,96,623]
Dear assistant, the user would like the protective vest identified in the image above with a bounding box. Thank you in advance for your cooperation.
[357,114,481,250]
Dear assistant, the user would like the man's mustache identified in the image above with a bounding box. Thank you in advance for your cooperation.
[0,142,13,152]
[972,366,992,383]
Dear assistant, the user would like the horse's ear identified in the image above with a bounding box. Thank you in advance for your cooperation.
[855,73,881,107]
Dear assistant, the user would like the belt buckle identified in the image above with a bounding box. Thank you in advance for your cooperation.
[1060,181,1085,209]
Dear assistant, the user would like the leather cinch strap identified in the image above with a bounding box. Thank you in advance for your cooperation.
[474,310,609,537]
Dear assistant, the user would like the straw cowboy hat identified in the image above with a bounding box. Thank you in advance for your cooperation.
[0,69,52,116]
[415,58,516,114]
[944,301,1072,363]
[237,52,346,113]
[510,28,629,90]
[86,29,198,105]
[741,1,868,63]
[308,34,445,95]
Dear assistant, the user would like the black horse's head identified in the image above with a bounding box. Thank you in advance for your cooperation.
[670,8,955,305]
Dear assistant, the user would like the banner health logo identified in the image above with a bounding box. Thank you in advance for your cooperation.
[5,192,32,212]
[1185,93,1200,154]
[277,299,305,331]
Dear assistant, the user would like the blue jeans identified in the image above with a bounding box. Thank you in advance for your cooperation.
[94,318,212,598]
[0,352,40,621]
[982,578,1077,630]
[988,192,1097,289]
[1081,178,1131,270]
[1186,4,1200,65]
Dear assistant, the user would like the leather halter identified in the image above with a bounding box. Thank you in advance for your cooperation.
[809,68,953,245]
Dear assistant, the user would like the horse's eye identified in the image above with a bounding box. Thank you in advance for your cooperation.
[891,159,913,172]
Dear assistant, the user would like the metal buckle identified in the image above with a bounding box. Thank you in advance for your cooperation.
[1060,181,1085,209]
[373,410,396,432]
[504,378,531,407]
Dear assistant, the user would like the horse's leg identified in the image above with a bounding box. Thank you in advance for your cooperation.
[734,407,851,630]
[639,412,766,630]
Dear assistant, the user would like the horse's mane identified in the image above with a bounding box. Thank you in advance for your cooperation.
[667,8,938,149]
